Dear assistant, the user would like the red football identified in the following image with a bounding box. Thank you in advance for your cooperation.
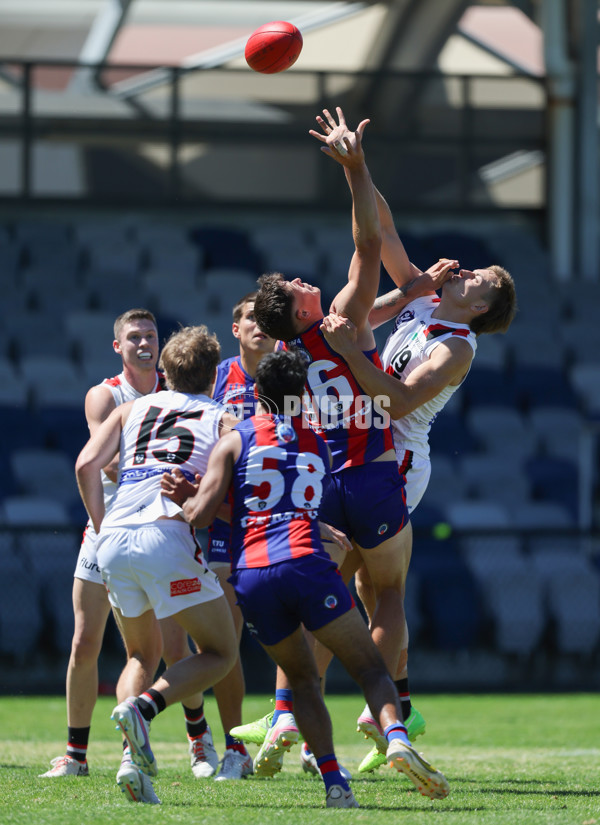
[245,21,303,74]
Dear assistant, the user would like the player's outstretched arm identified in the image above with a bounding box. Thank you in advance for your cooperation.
[309,106,370,165]
[311,111,421,289]
[369,258,459,329]
[310,107,381,343]
[320,312,472,419]
[181,431,241,529]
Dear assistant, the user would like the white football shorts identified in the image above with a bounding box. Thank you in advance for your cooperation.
[395,447,431,514]
[96,519,223,619]
[74,521,104,586]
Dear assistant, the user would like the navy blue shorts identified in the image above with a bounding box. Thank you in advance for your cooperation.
[229,553,355,646]
[320,460,408,549]
[206,518,232,568]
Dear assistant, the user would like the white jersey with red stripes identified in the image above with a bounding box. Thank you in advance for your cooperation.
[102,390,225,528]
[380,295,477,461]
[99,371,164,508]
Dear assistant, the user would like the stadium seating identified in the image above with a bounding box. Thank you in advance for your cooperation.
[250,225,320,278]
[20,354,87,407]
[9,448,79,507]
[143,267,199,300]
[154,288,212,328]
[530,547,600,655]
[458,453,532,508]
[511,501,575,530]
[465,405,534,460]
[424,453,469,506]
[462,537,546,656]
[523,455,579,520]
[461,366,520,409]
[528,406,582,460]
[86,271,149,315]
[1,495,72,527]
[0,551,43,663]
[427,412,479,458]
[409,534,483,648]
[569,362,600,413]
[513,364,580,410]
[202,268,260,315]
[38,406,89,460]
[484,567,546,656]
[472,334,509,370]
[0,360,28,406]
[18,530,80,654]
[64,310,117,361]
[421,566,483,649]
[189,225,262,272]
[444,500,511,530]
[8,311,75,360]
[0,217,597,670]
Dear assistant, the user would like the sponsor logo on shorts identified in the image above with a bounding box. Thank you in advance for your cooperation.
[170,578,202,597]
[78,556,101,574]
[377,523,389,536]
[324,594,338,609]
[245,621,258,637]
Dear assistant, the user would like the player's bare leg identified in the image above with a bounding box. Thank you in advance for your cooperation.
[262,626,355,806]
[39,579,111,778]
[314,606,448,801]
[149,596,237,705]
[160,614,220,778]
[211,571,246,736]
[209,571,253,780]
[67,578,112,727]
[113,608,163,702]
[355,521,412,677]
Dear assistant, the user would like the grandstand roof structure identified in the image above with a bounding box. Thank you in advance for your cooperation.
[0,0,597,281]
[0,1,548,77]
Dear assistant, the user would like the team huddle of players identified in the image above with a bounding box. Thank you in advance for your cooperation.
[39,107,517,808]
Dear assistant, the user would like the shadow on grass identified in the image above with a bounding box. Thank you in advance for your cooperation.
[454,778,600,796]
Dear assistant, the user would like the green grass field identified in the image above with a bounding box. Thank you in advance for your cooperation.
[2,693,599,824]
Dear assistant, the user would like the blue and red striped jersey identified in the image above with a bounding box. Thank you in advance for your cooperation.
[230,414,331,569]
[210,355,259,545]
[284,321,393,472]
[212,356,258,420]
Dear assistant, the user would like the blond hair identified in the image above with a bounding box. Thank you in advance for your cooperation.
[159,325,221,393]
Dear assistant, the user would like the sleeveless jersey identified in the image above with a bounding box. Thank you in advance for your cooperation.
[380,295,477,460]
[230,414,331,569]
[102,389,225,527]
[98,371,164,509]
[285,321,393,473]
[210,355,260,549]
[212,355,258,419]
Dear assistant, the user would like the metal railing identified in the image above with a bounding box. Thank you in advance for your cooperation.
[0,60,547,211]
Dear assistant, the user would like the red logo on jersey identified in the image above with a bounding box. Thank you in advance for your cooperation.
[170,578,202,596]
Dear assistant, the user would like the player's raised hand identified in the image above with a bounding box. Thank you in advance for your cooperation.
[320,312,359,356]
[309,106,370,167]
[422,258,459,291]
